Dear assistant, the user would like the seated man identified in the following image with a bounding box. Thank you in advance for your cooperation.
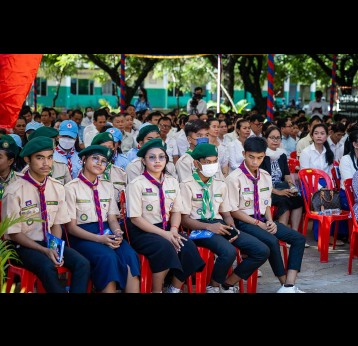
[180,143,269,293]
[226,136,306,293]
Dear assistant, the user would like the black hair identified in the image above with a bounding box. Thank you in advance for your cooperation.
[93,108,108,121]
[310,123,334,166]
[206,117,220,127]
[348,130,358,170]
[184,119,209,137]
[249,114,265,123]
[236,118,250,130]
[243,136,268,153]
[330,122,346,133]
[264,125,281,138]
[146,111,162,122]
[309,115,323,125]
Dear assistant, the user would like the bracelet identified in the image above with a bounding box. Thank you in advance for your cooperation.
[254,219,259,225]
[170,225,179,230]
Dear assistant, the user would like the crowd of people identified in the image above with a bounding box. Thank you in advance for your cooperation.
[1,87,357,294]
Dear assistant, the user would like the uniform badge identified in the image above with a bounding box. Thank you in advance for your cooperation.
[196,194,203,198]
[146,188,152,193]
[2,141,9,149]
[244,188,250,192]
[109,129,114,134]
[245,201,250,207]
[170,202,174,209]
[146,204,153,211]
[264,200,269,205]
[67,123,72,128]
[25,200,32,206]
[80,213,88,221]
[26,218,34,226]
[103,204,106,208]
[197,208,202,215]
[108,133,113,139]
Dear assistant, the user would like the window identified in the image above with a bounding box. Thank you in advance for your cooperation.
[167,87,183,97]
[35,77,47,96]
[70,78,94,95]
[102,81,116,95]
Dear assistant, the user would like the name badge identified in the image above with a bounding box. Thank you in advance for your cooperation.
[260,187,269,192]
[46,201,59,205]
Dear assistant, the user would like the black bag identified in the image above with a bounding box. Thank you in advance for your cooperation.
[311,188,341,212]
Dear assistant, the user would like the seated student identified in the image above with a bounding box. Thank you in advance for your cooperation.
[105,127,129,171]
[126,125,177,183]
[91,131,126,205]
[2,137,91,293]
[126,138,205,293]
[226,137,306,293]
[180,143,269,293]
[64,145,140,293]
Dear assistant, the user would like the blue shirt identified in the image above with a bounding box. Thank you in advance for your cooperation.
[114,153,130,171]
[134,99,152,112]
[126,147,139,162]
[281,135,296,156]
[53,147,82,179]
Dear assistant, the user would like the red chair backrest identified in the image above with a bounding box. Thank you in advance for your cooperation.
[298,168,333,213]
[290,151,297,159]
[331,166,341,190]
[344,178,358,228]
[287,158,300,174]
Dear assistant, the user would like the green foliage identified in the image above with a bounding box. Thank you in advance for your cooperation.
[0,214,43,292]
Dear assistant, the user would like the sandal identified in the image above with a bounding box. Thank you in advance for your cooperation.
[329,236,345,246]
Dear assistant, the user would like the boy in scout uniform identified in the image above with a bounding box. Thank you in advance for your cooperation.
[1,137,91,293]
[126,138,204,293]
[180,143,269,293]
[64,144,140,293]
[226,136,306,293]
[91,131,126,205]
[125,124,177,183]
[54,120,82,179]
[26,126,71,185]
[175,119,224,183]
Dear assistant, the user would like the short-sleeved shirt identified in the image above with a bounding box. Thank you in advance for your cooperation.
[165,137,179,162]
[22,161,72,185]
[125,157,177,184]
[65,177,120,225]
[100,164,126,203]
[180,175,231,220]
[53,147,82,179]
[2,175,70,241]
[126,174,183,224]
[113,153,129,171]
[0,170,20,200]
[226,166,273,216]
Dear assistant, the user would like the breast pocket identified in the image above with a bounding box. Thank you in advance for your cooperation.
[76,203,92,223]
[142,195,159,214]
[47,205,59,227]
[260,191,271,209]
[241,193,253,210]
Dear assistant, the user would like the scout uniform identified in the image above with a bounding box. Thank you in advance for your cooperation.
[180,143,269,288]
[64,144,140,292]
[53,120,82,179]
[2,137,90,293]
[91,131,127,204]
[25,126,71,185]
[126,139,204,283]
[105,128,130,171]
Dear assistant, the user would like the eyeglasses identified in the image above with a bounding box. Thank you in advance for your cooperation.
[145,154,167,162]
[252,122,263,127]
[91,155,108,166]
[285,125,293,128]
[268,136,281,141]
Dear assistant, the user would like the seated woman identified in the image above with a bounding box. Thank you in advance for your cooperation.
[64,145,140,293]
[126,138,205,293]
[261,126,306,245]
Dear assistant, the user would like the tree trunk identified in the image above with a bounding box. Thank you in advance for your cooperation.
[52,72,63,107]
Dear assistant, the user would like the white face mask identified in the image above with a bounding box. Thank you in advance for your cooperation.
[86,111,94,118]
[59,137,76,150]
[200,162,219,178]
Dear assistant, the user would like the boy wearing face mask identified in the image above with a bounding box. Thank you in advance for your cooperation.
[54,120,82,179]
[81,107,94,127]
[180,143,269,293]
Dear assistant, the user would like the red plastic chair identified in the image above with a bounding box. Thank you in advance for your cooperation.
[298,168,350,262]
[331,162,341,190]
[287,158,300,174]
[290,151,297,159]
[343,178,358,274]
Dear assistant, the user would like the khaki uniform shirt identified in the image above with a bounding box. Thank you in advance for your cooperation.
[225,166,272,216]
[2,174,70,241]
[0,170,20,197]
[125,157,178,184]
[126,174,183,224]
[180,175,231,220]
[21,161,71,185]
[99,164,126,204]
[65,177,120,225]
[175,153,225,183]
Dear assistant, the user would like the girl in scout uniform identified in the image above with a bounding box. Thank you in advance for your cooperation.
[91,131,126,205]
[64,144,140,293]
[126,138,205,293]
[180,143,269,293]
[226,137,306,293]
[2,137,91,293]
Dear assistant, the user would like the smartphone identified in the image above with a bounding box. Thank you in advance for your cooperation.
[223,226,239,240]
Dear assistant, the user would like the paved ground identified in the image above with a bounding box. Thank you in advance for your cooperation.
[256,221,358,293]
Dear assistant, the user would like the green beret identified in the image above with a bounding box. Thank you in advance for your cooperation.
[20,136,54,158]
[0,135,19,157]
[91,132,114,145]
[136,124,160,143]
[28,126,59,140]
[191,143,218,160]
[79,145,113,161]
[137,138,166,158]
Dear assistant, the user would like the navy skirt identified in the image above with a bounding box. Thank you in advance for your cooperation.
[128,220,205,282]
[69,222,140,291]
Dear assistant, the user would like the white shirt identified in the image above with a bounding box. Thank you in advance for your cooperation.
[83,124,98,148]
[165,136,179,162]
[308,100,329,117]
[299,143,332,177]
[175,129,189,156]
[228,139,245,172]
[296,134,313,157]
[327,136,344,163]
[249,129,262,138]
[186,99,207,114]
[81,116,92,127]
[223,131,239,144]
[339,154,358,190]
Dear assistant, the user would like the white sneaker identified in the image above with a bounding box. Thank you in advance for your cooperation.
[206,285,220,293]
[166,284,181,293]
[219,285,239,293]
[287,242,310,248]
[276,285,305,293]
[258,269,262,277]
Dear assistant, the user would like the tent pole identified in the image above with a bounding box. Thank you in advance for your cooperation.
[216,54,222,113]
[266,54,275,120]
[120,54,126,112]
[329,54,337,117]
